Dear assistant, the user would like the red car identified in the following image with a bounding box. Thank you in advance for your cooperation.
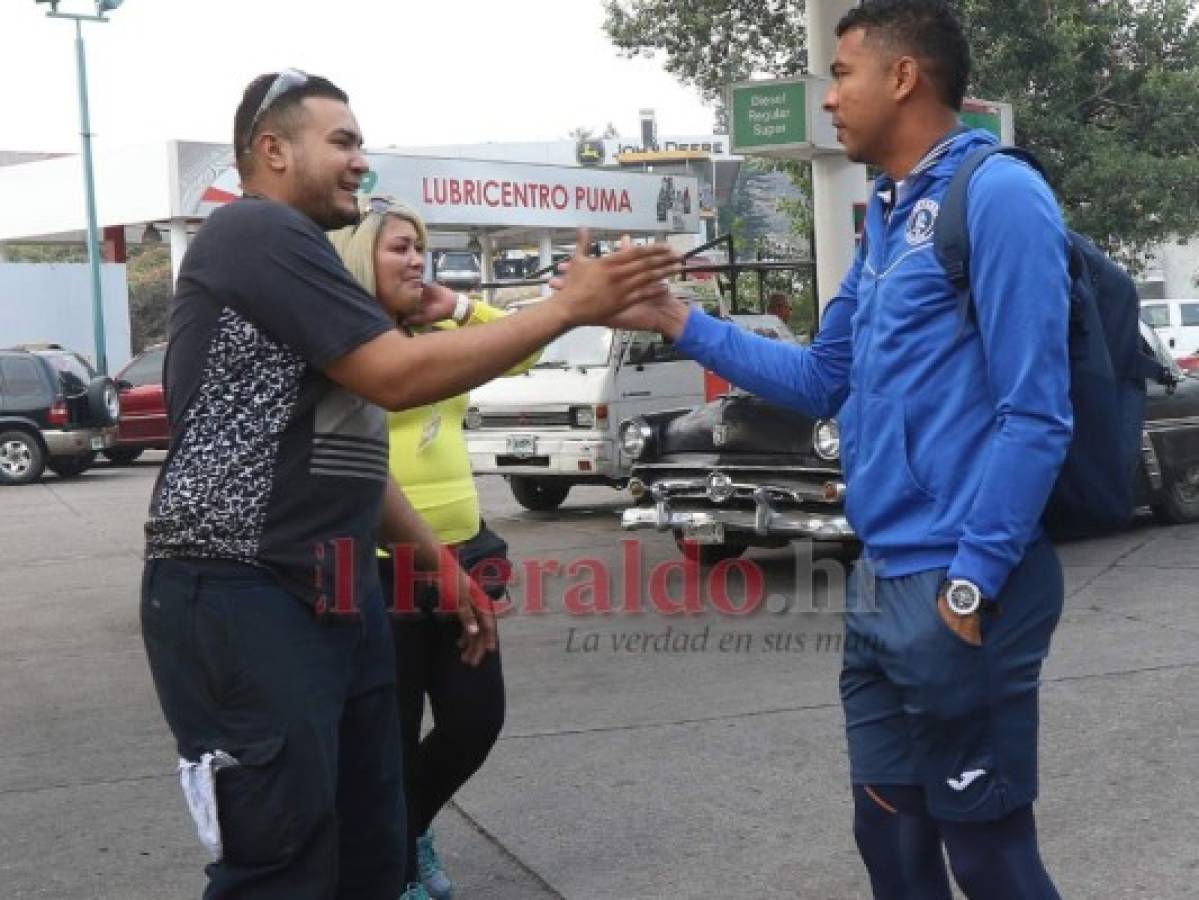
[106,342,168,464]
[1177,354,1199,373]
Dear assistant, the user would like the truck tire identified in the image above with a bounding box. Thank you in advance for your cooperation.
[87,377,121,426]
[1152,461,1199,525]
[0,429,46,486]
[510,476,571,511]
[48,451,96,479]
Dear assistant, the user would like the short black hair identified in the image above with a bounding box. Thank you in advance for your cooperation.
[233,72,349,177]
[836,0,970,110]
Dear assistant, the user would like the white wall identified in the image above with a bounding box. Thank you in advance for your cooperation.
[1161,240,1199,297]
[0,263,132,372]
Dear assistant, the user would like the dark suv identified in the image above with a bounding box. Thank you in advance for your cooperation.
[0,346,120,485]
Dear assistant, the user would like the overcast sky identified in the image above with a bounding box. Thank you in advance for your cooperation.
[0,0,716,154]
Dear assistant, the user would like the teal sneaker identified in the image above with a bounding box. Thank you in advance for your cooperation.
[417,830,454,899]
[400,882,430,900]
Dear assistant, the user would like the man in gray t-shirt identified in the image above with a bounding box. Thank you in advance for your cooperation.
[140,71,679,899]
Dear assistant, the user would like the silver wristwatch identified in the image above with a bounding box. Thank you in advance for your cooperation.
[944,578,983,616]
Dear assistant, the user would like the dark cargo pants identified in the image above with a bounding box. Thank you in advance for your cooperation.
[141,558,404,899]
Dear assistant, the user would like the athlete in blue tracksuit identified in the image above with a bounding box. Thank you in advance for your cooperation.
[622,3,1071,897]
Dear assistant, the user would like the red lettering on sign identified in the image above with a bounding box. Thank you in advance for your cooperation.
[552,185,568,210]
[449,180,462,205]
[464,179,477,206]
[575,186,587,209]
[619,189,632,213]
[483,180,499,206]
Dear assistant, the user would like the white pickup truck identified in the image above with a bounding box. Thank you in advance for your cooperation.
[465,311,795,510]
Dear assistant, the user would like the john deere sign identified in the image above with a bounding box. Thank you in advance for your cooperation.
[729,77,840,158]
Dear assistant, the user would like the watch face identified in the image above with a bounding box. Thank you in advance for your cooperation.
[947,582,980,615]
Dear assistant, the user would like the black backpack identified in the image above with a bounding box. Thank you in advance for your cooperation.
[934,144,1171,537]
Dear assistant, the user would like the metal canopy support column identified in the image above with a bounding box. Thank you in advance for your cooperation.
[808,0,868,314]
[169,219,188,286]
[538,232,553,297]
[480,233,496,304]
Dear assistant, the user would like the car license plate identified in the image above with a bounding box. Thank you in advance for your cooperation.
[90,436,105,450]
[683,522,724,545]
[507,434,537,458]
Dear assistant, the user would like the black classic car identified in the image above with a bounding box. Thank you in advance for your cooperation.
[620,321,1199,563]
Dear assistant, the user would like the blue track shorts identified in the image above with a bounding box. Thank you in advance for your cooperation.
[840,538,1064,822]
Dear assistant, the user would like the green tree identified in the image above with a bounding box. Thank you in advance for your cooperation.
[604,0,808,102]
[604,0,814,271]
[959,0,1199,263]
[125,244,171,352]
[603,0,1199,264]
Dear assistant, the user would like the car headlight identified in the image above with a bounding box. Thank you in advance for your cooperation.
[813,419,840,461]
[464,407,482,430]
[620,418,653,459]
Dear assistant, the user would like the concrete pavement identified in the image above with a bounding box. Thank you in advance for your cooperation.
[2,460,1197,898]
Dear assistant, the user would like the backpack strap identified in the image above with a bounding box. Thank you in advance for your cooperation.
[933,145,1047,327]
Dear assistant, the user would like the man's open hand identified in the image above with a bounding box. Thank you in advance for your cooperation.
[553,230,681,326]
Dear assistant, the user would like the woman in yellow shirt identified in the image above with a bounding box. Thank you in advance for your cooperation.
[329,197,537,900]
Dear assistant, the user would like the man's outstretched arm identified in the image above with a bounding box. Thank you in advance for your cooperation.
[611,255,862,419]
[326,232,679,411]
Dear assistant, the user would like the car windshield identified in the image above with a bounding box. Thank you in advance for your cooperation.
[1140,304,1170,328]
[35,351,94,379]
[439,253,478,272]
[534,326,613,368]
[119,346,165,387]
[35,351,96,389]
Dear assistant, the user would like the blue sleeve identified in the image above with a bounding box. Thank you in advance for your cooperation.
[947,158,1073,597]
[674,255,860,419]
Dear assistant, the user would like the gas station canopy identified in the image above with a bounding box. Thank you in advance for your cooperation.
[0,140,702,273]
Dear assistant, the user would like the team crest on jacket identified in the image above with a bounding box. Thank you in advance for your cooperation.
[906,198,939,246]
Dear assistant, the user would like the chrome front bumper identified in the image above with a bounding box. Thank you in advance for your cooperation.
[621,478,855,541]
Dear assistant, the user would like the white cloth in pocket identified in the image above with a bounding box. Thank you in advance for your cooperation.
[178,751,239,861]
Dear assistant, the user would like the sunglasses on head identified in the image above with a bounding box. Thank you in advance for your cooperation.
[241,68,309,154]
[366,196,396,216]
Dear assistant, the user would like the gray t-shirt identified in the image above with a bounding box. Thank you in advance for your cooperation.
[146,197,395,610]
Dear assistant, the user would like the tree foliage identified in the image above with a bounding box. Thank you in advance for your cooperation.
[603,0,808,102]
[603,0,1199,262]
[959,0,1199,261]
[125,245,171,352]
[568,123,620,140]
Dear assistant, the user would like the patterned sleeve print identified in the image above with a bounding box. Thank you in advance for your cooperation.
[147,307,304,561]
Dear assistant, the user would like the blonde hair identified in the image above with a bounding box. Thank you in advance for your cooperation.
[327,195,429,297]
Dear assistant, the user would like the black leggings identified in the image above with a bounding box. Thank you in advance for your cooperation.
[852,784,1060,899]
[379,551,506,883]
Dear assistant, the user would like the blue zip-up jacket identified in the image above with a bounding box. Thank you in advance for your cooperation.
[676,129,1072,597]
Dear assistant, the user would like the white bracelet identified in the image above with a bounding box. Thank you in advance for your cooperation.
[452,293,472,324]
